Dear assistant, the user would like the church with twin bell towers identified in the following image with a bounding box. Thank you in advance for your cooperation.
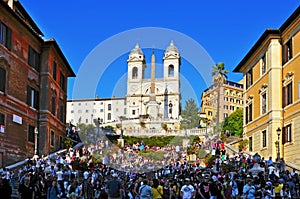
[126,41,181,121]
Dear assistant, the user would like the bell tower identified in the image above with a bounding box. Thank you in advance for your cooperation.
[163,41,181,119]
[127,43,146,95]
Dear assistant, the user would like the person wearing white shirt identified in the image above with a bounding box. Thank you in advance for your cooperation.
[180,178,195,199]
[57,169,64,182]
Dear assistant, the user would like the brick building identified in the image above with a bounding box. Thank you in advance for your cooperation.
[0,0,75,166]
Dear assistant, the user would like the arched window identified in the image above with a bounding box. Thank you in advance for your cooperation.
[168,65,174,77]
[132,67,138,79]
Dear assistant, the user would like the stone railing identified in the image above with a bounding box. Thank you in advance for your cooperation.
[225,142,300,172]
[123,128,209,137]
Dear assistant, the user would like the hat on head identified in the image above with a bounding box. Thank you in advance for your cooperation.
[112,173,118,178]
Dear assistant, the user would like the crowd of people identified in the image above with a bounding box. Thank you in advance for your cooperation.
[0,132,300,199]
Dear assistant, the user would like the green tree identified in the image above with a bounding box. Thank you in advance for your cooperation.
[181,98,200,129]
[211,62,228,130]
[222,109,243,136]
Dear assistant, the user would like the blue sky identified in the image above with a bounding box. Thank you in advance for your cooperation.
[21,0,299,107]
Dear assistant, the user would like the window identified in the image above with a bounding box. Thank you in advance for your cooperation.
[283,82,293,107]
[86,119,88,123]
[246,103,253,124]
[60,72,66,91]
[236,99,241,104]
[132,110,136,115]
[224,97,228,101]
[132,67,138,79]
[230,98,234,103]
[26,86,39,109]
[124,108,127,115]
[100,109,104,112]
[0,67,6,93]
[261,54,266,75]
[108,104,111,111]
[261,93,267,114]
[100,102,104,105]
[50,130,55,146]
[168,65,174,77]
[283,124,292,144]
[52,61,57,81]
[59,136,63,149]
[208,111,213,116]
[282,38,293,65]
[107,113,111,120]
[71,110,74,113]
[28,125,35,143]
[51,96,56,115]
[78,103,81,106]
[224,105,228,110]
[28,46,40,71]
[262,130,267,147]
[59,105,64,122]
[93,109,96,113]
[78,110,82,113]
[246,68,253,89]
[249,137,253,152]
[0,22,12,50]
[0,113,4,133]
[86,110,89,113]
[224,113,228,119]
[230,106,235,111]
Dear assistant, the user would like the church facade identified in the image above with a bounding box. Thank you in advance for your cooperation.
[126,41,181,120]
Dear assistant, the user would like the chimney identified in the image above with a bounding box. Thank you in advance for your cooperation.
[6,0,14,9]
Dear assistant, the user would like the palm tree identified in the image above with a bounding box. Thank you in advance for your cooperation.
[211,62,228,134]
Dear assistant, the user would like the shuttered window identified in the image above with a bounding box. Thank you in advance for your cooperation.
[0,22,12,50]
[28,46,40,71]
[0,67,6,92]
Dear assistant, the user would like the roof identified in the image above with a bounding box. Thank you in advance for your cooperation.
[233,29,280,72]
[0,1,44,39]
[44,39,76,77]
[165,40,179,53]
[234,5,300,73]
[67,97,126,102]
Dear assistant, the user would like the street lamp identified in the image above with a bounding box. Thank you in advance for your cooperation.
[276,127,281,162]
[97,117,101,137]
[119,116,124,138]
[34,127,39,158]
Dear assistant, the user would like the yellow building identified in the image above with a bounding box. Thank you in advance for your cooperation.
[233,6,300,165]
[201,80,244,124]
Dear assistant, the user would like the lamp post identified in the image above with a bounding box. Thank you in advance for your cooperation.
[34,127,38,158]
[97,117,101,137]
[120,116,124,138]
[276,127,281,162]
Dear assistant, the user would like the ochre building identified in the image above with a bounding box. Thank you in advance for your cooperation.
[234,6,300,165]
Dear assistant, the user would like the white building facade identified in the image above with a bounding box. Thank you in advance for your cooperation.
[67,97,126,126]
